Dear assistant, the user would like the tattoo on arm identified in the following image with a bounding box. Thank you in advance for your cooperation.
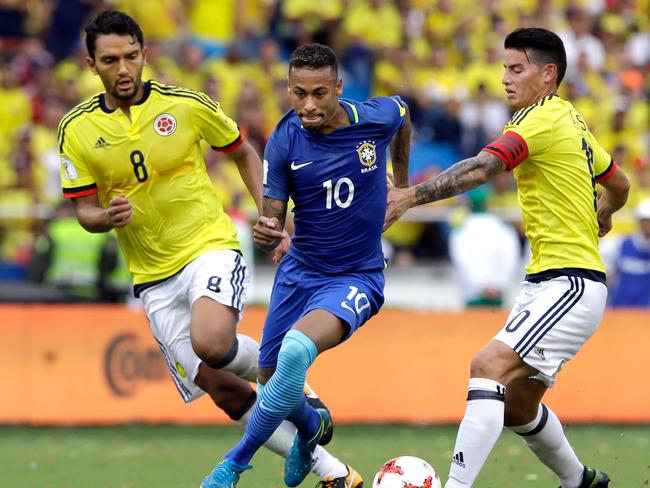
[414,151,506,205]
[263,197,287,230]
[390,107,412,188]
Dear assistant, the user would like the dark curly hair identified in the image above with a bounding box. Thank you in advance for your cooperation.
[289,43,338,76]
[85,10,144,59]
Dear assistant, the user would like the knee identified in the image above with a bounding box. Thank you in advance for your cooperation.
[192,330,237,365]
[469,354,495,379]
[277,331,318,369]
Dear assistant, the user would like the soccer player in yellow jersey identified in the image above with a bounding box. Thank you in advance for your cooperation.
[385,28,630,488]
[58,10,357,485]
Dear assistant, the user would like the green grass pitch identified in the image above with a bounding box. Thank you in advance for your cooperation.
[2,424,649,487]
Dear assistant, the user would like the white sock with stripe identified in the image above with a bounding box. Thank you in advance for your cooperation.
[445,378,506,488]
[508,404,583,488]
[209,334,258,382]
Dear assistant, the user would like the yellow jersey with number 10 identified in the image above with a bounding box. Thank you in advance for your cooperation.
[484,94,617,275]
[58,80,243,286]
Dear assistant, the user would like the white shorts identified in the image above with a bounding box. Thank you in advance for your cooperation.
[494,275,607,387]
[139,249,250,402]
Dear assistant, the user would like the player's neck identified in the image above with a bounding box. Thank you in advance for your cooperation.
[317,104,351,135]
[528,87,558,107]
[104,84,146,119]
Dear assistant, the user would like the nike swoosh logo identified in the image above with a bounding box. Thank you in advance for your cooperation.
[291,161,314,170]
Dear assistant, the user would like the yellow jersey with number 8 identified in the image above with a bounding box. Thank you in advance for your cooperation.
[58,80,242,286]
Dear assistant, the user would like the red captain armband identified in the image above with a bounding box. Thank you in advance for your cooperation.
[595,159,617,183]
[482,131,529,171]
[211,134,244,153]
[62,183,98,198]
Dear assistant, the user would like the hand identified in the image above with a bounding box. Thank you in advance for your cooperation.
[383,186,413,231]
[271,231,291,264]
[597,210,613,238]
[596,197,614,238]
[253,216,285,250]
[107,193,132,228]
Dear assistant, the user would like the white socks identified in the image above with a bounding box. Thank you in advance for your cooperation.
[218,334,259,382]
[446,378,506,488]
[508,404,583,488]
[236,403,348,479]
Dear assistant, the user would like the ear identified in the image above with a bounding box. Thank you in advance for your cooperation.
[336,77,343,97]
[543,63,558,85]
[142,46,148,65]
[86,56,98,75]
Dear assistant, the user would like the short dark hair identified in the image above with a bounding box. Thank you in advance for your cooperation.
[504,27,567,86]
[85,10,144,59]
[289,43,338,76]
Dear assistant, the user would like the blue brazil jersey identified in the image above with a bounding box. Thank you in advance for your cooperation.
[263,96,406,273]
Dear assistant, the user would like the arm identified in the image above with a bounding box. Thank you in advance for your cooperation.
[389,103,411,188]
[228,140,264,214]
[72,193,132,233]
[384,150,506,230]
[252,197,288,251]
[596,165,630,237]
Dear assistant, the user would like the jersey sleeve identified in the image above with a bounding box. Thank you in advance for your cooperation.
[484,110,552,171]
[58,123,98,198]
[262,129,290,202]
[365,96,406,135]
[588,132,617,183]
[191,93,243,152]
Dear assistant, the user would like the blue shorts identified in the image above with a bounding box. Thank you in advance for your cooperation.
[259,255,385,368]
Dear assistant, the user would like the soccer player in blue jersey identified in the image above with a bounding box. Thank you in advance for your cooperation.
[201,43,412,488]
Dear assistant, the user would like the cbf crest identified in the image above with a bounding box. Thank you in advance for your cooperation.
[356,140,378,173]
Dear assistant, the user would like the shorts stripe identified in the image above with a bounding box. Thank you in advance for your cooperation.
[519,277,585,358]
[155,338,192,402]
[236,255,246,309]
[514,277,583,357]
[230,253,245,310]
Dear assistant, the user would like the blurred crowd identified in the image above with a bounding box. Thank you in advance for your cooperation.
[0,0,648,301]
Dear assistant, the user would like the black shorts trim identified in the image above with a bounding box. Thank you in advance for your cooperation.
[525,267,606,285]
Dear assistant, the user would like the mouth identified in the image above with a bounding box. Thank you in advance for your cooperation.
[301,114,322,123]
[116,78,134,91]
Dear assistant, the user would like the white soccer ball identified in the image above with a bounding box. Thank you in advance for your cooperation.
[372,456,442,488]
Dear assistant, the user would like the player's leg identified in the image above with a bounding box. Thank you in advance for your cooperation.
[504,277,610,488]
[201,256,312,486]
[280,271,384,486]
[505,377,589,488]
[221,310,345,486]
[445,339,535,488]
[203,259,381,487]
[195,363,350,482]
[189,250,258,382]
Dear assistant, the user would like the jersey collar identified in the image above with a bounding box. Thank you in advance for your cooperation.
[339,99,359,124]
[99,80,152,113]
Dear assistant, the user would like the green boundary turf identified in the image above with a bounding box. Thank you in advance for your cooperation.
[1,425,648,487]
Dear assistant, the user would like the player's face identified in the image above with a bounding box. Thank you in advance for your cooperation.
[288,67,342,133]
[502,48,552,110]
[87,34,147,105]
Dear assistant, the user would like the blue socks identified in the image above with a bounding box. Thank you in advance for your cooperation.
[226,330,320,465]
